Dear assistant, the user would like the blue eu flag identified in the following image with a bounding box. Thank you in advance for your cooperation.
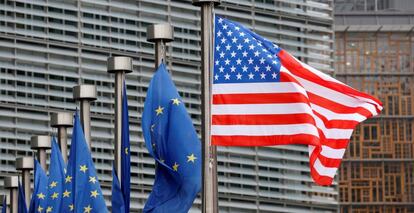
[111,169,125,213]
[142,63,202,213]
[18,182,27,213]
[61,112,108,212]
[28,159,48,213]
[45,138,65,212]
[112,81,130,213]
[1,195,6,213]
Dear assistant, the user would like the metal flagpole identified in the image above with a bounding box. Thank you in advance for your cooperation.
[4,176,18,213]
[73,85,97,150]
[51,112,73,163]
[30,135,51,171]
[146,23,174,68]
[107,56,133,184]
[192,1,220,213]
[15,157,33,207]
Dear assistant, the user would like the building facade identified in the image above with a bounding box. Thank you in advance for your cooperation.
[335,0,414,212]
[0,0,336,212]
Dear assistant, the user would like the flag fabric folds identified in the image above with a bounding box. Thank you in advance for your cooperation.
[29,159,48,213]
[18,182,27,213]
[111,81,130,213]
[142,63,202,212]
[213,16,382,185]
[111,169,125,213]
[45,138,66,212]
[121,81,131,212]
[61,112,108,212]
[2,195,6,213]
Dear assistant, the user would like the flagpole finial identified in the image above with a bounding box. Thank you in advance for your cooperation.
[107,56,133,74]
[4,176,18,213]
[192,0,220,6]
[147,23,173,68]
[73,85,97,150]
[30,135,52,171]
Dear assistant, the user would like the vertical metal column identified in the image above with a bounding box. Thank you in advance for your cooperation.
[15,157,34,207]
[4,176,18,213]
[107,56,133,183]
[73,85,97,149]
[146,23,174,68]
[192,1,220,213]
[30,135,51,171]
[51,112,73,163]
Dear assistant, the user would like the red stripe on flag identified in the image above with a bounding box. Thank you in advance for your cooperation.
[212,134,320,146]
[213,93,310,105]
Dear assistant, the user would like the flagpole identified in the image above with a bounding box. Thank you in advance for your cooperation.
[0,195,9,213]
[146,23,174,67]
[107,56,133,184]
[30,135,51,171]
[51,112,73,163]
[15,157,33,207]
[73,85,97,150]
[4,176,18,213]
[192,1,220,212]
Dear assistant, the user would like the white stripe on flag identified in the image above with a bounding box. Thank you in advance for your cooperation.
[313,158,337,177]
[211,124,319,137]
[212,82,307,96]
[320,146,346,159]
[212,103,313,115]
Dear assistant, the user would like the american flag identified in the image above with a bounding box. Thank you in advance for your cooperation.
[212,16,383,185]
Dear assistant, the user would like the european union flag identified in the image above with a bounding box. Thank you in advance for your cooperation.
[142,63,202,212]
[61,112,108,212]
[112,81,130,213]
[28,159,48,213]
[18,182,27,213]
[1,195,6,213]
[111,169,125,213]
[45,138,65,212]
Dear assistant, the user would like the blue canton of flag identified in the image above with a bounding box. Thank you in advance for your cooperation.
[29,159,48,213]
[142,63,202,213]
[18,182,27,213]
[112,81,130,213]
[45,138,66,212]
[61,112,108,213]
[213,16,281,84]
[2,195,6,213]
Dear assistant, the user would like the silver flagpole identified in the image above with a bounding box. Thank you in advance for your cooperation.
[192,1,220,213]
[4,176,18,213]
[30,135,51,171]
[51,112,73,163]
[107,56,133,184]
[146,23,174,68]
[15,157,33,207]
[73,85,97,150]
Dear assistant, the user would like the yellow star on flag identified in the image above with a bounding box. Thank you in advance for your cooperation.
[51,192,59,200]
[37,206,43,213]
[65,175,72,183]
[63,190,71,198]
[69,204,74,211]
[151,124,155,132]
[80,165,88,173]
[89,176,97,184]
[84,205,92,213]
[46,206,53,213]
[172,162,179,171]
[37,193,45,200]
[49,181,57,188]
[125,147,129,155]
[171,98,181,105]
[155,106,164,116]
[187,154,197,163]
[90,190,99,198]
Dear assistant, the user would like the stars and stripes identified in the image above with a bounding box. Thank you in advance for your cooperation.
[213,16,382,186]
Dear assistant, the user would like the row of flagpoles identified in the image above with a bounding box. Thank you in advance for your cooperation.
[0,1,220,212]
